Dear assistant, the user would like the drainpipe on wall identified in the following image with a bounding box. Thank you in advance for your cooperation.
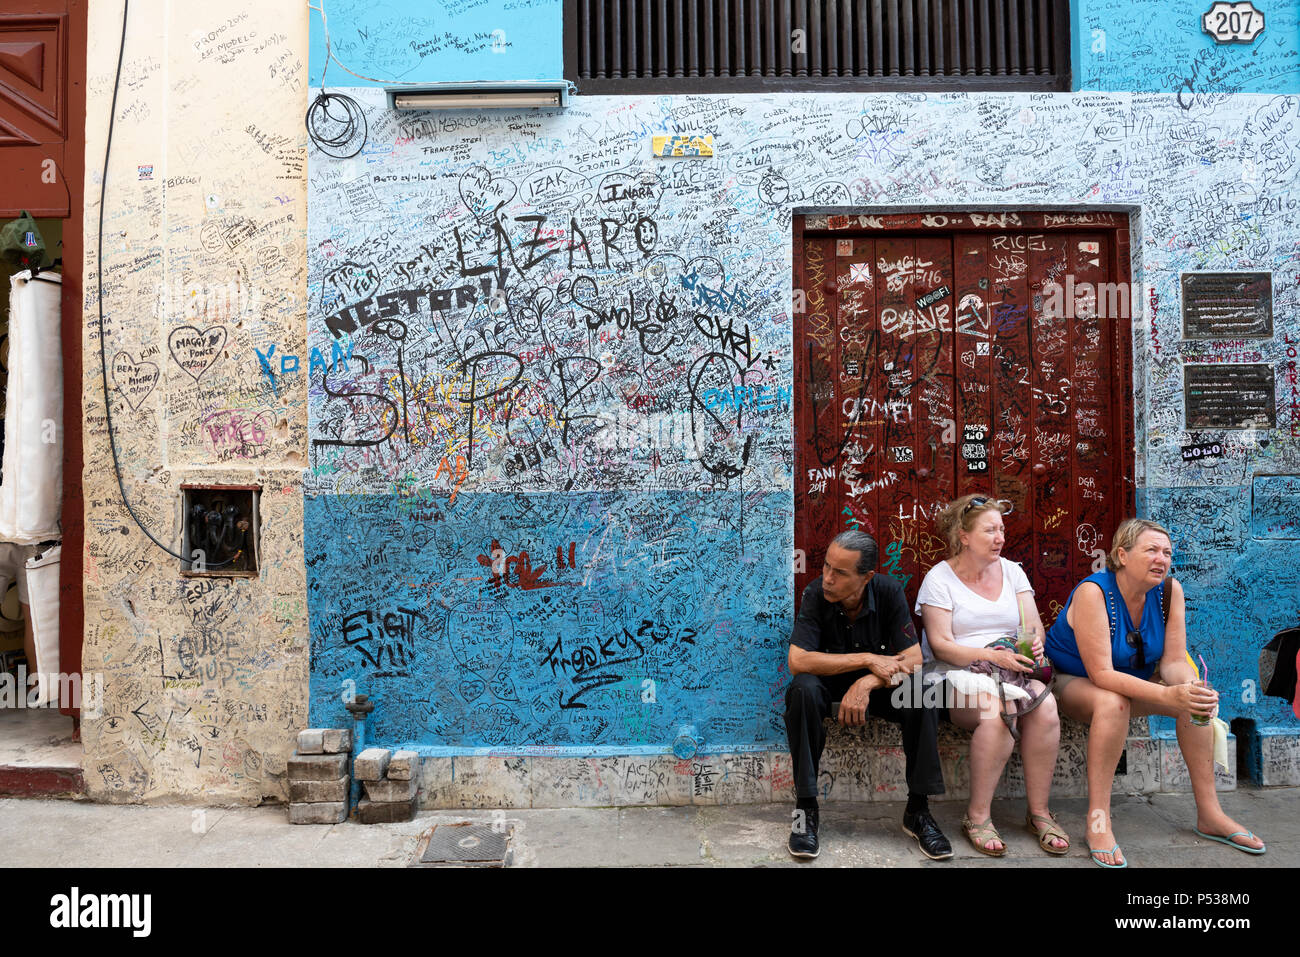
[672,724,701,760]
[344,693,374,817]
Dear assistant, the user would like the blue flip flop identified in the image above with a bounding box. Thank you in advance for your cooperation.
[1089,845,1127,868]
[1193,827,1266,855]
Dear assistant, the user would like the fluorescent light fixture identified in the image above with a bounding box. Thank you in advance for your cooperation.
[387,82,573,111]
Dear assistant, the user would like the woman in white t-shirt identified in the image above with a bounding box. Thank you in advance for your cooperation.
[915,494,1068,858]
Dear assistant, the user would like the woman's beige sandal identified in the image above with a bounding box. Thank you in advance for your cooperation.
[962,815,1007,857]
[1026,811,1070,856]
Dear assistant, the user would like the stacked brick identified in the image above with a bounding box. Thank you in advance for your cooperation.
[354,748,421,824]
[287,728,353,824]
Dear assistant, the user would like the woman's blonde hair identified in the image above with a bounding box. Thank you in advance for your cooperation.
[1107,518,1173,571]
[935,493,1008,557]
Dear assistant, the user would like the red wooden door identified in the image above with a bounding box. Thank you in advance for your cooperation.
[793,213,1135,626]
[0,0,85,720]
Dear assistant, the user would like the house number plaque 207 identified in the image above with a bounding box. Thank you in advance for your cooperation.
[1202,2,1265,43]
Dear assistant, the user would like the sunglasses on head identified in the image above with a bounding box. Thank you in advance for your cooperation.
[963,496,990,517]
[1126,629,1146,670]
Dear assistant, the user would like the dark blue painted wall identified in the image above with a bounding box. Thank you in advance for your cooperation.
[307,490,790,750]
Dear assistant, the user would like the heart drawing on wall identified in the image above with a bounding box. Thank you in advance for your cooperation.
[110,352,160,411]
[458,165,517,222]
[167,325,228,382]
[446,601,516,704]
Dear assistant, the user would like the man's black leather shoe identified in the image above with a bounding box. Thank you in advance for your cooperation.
[902,808,953,860]
[788,807,820,859]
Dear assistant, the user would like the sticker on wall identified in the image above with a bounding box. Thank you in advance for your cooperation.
[891,446,913,464]
[138,165,153,180]
[1202,2,1265,43]
[915,284,951,310]
[848,263,870,284]
[1181,441,1225,462]
[652,135,714,157]
[962,424,990,473]
[837,240,854,256]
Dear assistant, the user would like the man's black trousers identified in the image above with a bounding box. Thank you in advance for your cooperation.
[784,671,946,800]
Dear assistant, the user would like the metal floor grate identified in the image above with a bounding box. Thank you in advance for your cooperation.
[411,822,512,867]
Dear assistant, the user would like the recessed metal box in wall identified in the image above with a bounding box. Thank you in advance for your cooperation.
[180,485,260,577]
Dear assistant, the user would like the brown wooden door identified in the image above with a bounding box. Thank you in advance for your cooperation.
[0,0,85,720]
[794,212,1135,626]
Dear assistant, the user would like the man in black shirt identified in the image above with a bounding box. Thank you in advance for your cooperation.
[785,530,951,860]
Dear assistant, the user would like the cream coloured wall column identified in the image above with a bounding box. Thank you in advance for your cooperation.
[81,0,308,803]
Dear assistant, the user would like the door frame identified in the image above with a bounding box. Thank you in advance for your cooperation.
[0,0,86,723]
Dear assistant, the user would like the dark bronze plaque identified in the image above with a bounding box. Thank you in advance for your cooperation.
[1184,363,1275,429]
[1181,272,1272,339]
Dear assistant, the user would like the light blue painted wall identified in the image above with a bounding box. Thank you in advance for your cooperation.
[1075,0,1300,93]
[1140,485,1300,737]
[308,0,1300,94]
[307,0,562,87]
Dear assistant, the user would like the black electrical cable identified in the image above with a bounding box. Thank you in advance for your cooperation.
[305,2,368,159]
[306,91,368,159]
[96,0,239,570]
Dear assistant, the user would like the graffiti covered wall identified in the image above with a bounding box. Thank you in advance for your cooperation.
[60,0,1298,804]
[80,0,309,802]
[307,88,1300,759]
[1075,0,1300,95]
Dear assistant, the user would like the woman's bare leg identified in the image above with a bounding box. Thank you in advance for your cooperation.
[949,691,1014,852]
[1133,701,1265,851]
[1017,685,1066,850]
[1057,677,1129,865]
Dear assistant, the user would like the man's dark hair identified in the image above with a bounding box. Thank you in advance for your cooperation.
[831,530,878,574]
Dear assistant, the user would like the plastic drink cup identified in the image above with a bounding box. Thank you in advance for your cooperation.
[1015,629,1035,661]
[1190,679,1212,727]
[1190,653,1213,726]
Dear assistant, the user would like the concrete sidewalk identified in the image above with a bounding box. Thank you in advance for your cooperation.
[3,786,1295,867]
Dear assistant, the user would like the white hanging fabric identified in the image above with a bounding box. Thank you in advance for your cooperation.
[24,543,60,705]
[0,269,62,542]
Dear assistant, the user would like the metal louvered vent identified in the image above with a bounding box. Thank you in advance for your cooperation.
[566,0,1071,92]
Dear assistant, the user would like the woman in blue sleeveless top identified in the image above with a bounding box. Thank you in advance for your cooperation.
[1045,519,1265,867]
